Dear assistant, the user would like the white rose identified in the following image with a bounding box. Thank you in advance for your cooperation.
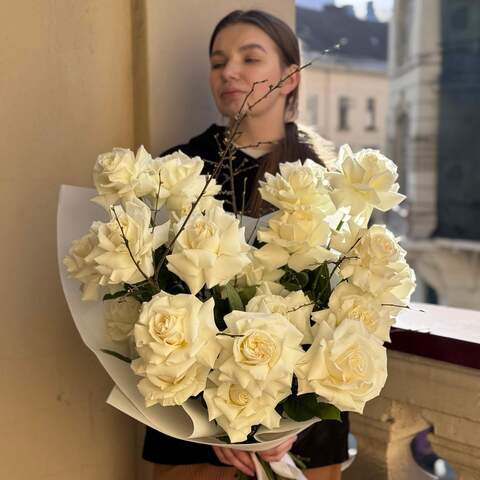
[234,245,286,288]
[131,292,220,407]
[204,371,284,443]
[246,290,314,343]
[166,206,251,294]
[255,281,290,297]
[92,146,158,209]
[87,198,169,286]
[104,296,141,342]
[135,363,211,407]
[215,311,303,399]
[338,225,410,296]
[328,145,405,216]
[259,159,335,214]
[313,282,393,342]
[64,225,102,300]
[152,150,221,215]
[329,220,363,255]
[296,319,387,413]
[257,210,338,272]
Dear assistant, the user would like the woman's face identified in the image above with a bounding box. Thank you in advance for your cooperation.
[209,23,292,121]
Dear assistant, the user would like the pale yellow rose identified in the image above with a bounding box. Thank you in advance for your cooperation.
[104,296,141,342]
[151,150,221,215]
[257,210,338,272]
[215,311,303,400]
[131,292,220,407]
[204,371,284,443]
[234,245,286,288]
[63,225,102,300]
[259,159,335,214]
[313,283,393,342]
[92,146,158,209]
[328,145,405,216]
[246,290,314,343]
[296,319,387,413]
[166,206,251,294]
[86,198,169,286]
[134,362,211,407]
[329,219,363,255]
[338,225,411,296]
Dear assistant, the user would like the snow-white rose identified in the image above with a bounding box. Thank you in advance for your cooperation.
[257,209,338,272]
[246,290,314,343]
[92,146,158,209]
[166,206,251,294]
[86,198,169,286]
[296,319,387,413]
[131,292,220,407]
[215,311,303,399]
[259,159,335,214]
[313,282,393,342]
[104,296,141,342]
[328,145,405,216]
[204,371,284,443]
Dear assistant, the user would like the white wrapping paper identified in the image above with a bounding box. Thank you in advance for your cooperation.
[57,184,318,456]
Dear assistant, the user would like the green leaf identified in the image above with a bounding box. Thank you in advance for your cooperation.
[311,262,331,307]
[221,282,245,311]
[280,267,309,292]
[100,349,132,364]
[212,286,229,330]
[102,290,128,301]
[238,286,256,306]
[283,393,341,422]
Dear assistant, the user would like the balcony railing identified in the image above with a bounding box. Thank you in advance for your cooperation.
[344,303,480,480]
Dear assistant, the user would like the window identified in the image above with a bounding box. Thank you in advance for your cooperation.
[366,97,376,130]
[338,96,350,131]
[305,94,318,126]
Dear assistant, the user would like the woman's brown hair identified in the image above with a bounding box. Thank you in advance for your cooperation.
[209,10,325,216]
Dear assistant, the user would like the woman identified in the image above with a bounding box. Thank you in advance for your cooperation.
[143,10,349,480]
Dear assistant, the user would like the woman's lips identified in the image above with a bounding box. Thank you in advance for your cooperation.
[221,90,244,97]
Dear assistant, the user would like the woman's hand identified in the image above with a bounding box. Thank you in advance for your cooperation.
[212,446,256,477]
[212,435,298,477]
[258,435,297,462]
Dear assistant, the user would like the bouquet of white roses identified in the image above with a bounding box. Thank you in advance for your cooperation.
[58,137,415,478]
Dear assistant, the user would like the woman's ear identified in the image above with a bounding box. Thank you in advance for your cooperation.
[279,64,300,96]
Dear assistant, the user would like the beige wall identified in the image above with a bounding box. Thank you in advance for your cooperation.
[299,65,389,153]
[0,1,294,479]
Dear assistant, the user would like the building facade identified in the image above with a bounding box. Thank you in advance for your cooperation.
[387,0,480,308]
[296,5,389,153]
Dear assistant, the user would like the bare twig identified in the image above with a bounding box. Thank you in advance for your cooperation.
[151,171,163,233]
[286,302,315,314]
[111,207,159,292]
[153,63,313,286]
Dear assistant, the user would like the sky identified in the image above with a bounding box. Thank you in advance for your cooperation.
[295,0,394,22]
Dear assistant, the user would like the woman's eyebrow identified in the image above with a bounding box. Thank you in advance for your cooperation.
[210,43,267,57]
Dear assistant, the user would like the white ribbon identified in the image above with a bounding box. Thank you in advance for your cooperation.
[251,452,307,480]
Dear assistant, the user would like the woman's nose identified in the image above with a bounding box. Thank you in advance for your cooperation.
[221,60,241,81]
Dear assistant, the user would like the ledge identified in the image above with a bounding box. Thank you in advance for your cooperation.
[387,302,480,370]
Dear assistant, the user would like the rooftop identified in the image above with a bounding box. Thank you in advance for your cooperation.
[296,5,388,62]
